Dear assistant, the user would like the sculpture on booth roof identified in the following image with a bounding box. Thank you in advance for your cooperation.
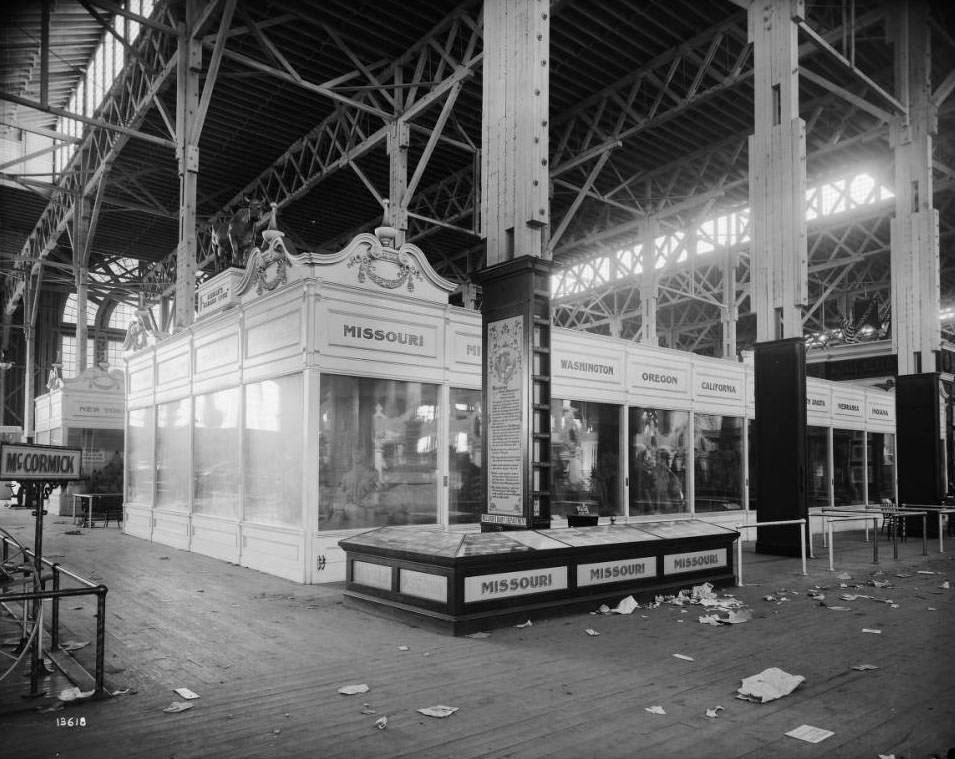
[347,200,422,293]
[46,363,63,391]
[210,196,273,270]
[248,202,294,294]
[122,308,164,353]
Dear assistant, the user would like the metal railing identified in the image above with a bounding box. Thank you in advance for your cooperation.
[1,535,108,697]
[733,519,807,587]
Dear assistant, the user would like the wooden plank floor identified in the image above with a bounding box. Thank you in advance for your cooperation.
[1,504,953,759]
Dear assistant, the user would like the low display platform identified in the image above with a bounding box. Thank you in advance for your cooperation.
[339,520,740,635]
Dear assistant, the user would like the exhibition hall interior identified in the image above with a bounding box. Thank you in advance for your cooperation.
[1,1,954,756]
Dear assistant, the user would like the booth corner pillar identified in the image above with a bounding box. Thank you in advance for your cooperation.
[754,337,808,556]
[895,373,945,536]
[474,257,553,532]
[476,0,551,531]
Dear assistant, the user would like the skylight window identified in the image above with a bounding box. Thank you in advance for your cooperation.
[553,172,893,299]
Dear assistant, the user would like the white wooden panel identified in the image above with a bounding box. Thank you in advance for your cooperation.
[627,346,692,406]
[241,525,306,582]
[151,510,190,550]
[691,358,746,412]
[194,327,240,376]
[832,386,866,428]
[123,505,152,540]
[190,515,240,563]
[806,378,832,424]
[552,329,626,402]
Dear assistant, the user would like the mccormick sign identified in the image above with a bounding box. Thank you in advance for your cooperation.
[1,443,83,481]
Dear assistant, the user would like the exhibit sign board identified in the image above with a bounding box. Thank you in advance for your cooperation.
[1,443,83,480]
[577,557,656,586]
[463,566,568,603]
[486,315,524,518]
[196,268,243,317]
[663,548,727,575]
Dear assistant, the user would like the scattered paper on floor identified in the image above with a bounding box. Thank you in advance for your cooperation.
[514,620,533,628]
[785,724,834,743]
[58,686,94,702]
[611,595,639,614]
[338,683,370,695]
[673,653,694,661]
[851,664,879,671]
[162,701,195,713]
[862,628,882,634]
[375,716,388,729]
[417,705,458,718]
[736,667,805,703]
[585,628,600,637]
[174,687,200,700]
[645,705,666,714]
[705,705,724,718]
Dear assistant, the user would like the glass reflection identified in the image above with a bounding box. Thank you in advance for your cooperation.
[867,431,895,503]
[833,428,866,505]
[693,413,743,512]
[194,387,240,517]
[126,406,154,504]
[449,388,483,524]
[808,426,830,508]
[156,398,190,511]
[245,375,303,526]
[628,407,687,515]
[320,375,439,530]
[552,399,620,517]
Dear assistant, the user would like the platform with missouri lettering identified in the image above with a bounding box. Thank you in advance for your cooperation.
[339,520,739,634]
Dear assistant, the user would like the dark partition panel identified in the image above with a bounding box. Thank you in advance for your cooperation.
[895,372,943,537]
[754,338,808,556]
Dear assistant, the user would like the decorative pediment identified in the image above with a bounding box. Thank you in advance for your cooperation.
[253,226,456,305]
[59,363,125,392]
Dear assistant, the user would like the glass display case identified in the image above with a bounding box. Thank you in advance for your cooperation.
[448,387,483,524]
[833,428,866,505]
[807,425,831,508]
[693,413,743,512]
[245,375,303,526]
[319,374,439,530]
[628,407,688,516]
[194,387,240,517]
[551,398,620,517]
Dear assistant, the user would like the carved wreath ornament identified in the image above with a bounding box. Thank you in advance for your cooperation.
[348,228,422,293]
[254,230,290,295]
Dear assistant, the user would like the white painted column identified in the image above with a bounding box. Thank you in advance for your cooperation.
[639,220,658,345]
[388,121,409,246]
[890,0,939,376]
[481,0,550,264]
[748,0,808,341]
[174,8,200,332]
[722,250,738,359]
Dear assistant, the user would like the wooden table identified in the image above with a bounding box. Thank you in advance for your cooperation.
[72,493,123,528]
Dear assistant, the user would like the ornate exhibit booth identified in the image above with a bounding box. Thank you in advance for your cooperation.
[122,228,897,601]
[34,366,126,517]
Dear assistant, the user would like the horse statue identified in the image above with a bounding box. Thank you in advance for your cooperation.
[210,197,272,269]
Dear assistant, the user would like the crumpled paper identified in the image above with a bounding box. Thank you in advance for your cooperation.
[162,701,194,713]
[338,683,370,695]
[611,595,640,615]
[417,705,458,718]
[736,667,805,703]
[58,686,94,702]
